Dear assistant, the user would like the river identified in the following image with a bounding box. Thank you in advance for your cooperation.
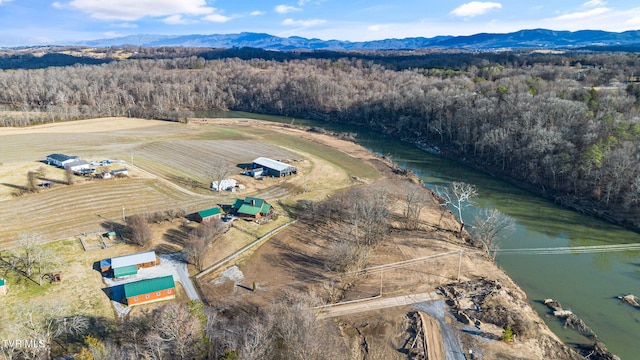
[199,111,640,359]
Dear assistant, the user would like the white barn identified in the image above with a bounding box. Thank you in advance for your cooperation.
[46,154,79,168]
[252,157,297,177]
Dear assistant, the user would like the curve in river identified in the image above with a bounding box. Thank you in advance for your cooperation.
[201,111,640,359]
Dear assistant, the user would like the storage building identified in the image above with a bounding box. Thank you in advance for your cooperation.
[46,154,79,168]
[100,250,159,278]
[252,157,297,177]
[195,207,222,223]
[123,275,176,306]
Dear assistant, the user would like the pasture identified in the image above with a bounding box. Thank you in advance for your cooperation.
[0,117,380,248]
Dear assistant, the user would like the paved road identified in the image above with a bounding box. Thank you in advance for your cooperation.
[315,292,440,319]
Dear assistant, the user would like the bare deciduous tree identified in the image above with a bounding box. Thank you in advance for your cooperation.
[64,166,75,185]
[438,182,478,233]
[470,208,515,259]
[184,234,207,271]
[124,214,153,246]
[403,183,431,230]
[208,159,233,191]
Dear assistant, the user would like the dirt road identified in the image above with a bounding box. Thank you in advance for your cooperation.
[315,292,440,319]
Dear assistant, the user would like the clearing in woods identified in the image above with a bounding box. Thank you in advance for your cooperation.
[0,117,380,248]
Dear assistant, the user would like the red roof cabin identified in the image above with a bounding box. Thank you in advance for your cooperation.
[123,275,176,306]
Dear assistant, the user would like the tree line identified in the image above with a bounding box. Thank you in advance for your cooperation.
[2,50,640,227]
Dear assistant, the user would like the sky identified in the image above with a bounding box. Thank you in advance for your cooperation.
[1,0,640,47]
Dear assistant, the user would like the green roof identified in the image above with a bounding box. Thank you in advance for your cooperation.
[197,207,221,218]
[113,265,138,278]
[238,203,260,216]
[124,275,175,298]
[234,197,270,216]
[0,279,5,286]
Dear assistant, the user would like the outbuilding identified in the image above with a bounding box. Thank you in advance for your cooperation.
[66,160,92,173]
[46,154,79,168]
[195,207,222,223]
[252,157,297,177]
[123,275,176,306]
[100,250,159,278]
[0,278,6,295]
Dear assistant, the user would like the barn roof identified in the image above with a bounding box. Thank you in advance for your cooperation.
[110,251,156,269]
[197,207,222,219]
[124,275,175,298]
[46,154,77,162]
[0,279,5,286]
[252,157,292,172]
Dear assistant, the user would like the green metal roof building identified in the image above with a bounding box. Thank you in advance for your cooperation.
[113,265,138,278]
[232,197,272,219]
[195,207,222,222]
[123,275,176,306]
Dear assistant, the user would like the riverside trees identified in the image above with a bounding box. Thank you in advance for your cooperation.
[2,50,640,227]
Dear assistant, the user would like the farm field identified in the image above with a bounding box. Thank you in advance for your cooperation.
[0,117,380,249]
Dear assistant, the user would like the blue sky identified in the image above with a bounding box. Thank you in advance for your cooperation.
[1,0,639,46]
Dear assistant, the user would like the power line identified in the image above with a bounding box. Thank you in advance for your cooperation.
[494,243,640,255]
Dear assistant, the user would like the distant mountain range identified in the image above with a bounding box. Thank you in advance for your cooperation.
[75,29,640,51]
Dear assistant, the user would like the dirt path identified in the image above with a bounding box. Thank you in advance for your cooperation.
[420,311,447,360]
[315,292,440,319]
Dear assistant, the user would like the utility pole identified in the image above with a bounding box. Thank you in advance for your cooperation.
[457,250,463,282]
[122,206,126,222]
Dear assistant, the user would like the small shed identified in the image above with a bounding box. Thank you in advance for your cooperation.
[195,207,222,223]
[123,275,176,306]
[0,278,6,295]
[110,168,129,177]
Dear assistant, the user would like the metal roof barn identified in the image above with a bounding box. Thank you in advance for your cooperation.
[252,157,297,177]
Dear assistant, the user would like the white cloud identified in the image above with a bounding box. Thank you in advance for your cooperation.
[583,0,606,8]
[250,10,265,16]
[450,2,502,18]
[113,23,138,29]
[297,0,310,5]
[202,13,232,22]
[555,7,610,21]
[282,18,325,27]
[367,24,389,32]
[0,0,13,4]
[163,15,189,25]
[67,0,214,21]
[51,2,63,9]
[275,4,301,14]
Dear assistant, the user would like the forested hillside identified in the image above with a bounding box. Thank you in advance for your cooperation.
[2,49,640,228]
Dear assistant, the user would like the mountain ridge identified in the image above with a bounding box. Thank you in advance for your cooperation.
[74,29,640,50]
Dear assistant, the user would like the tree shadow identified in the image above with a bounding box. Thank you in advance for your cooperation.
[155,243,181,255]
[0,182,27,192]
[163,226,190,247]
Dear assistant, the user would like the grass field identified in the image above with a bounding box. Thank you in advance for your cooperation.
[0,117,379,249]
